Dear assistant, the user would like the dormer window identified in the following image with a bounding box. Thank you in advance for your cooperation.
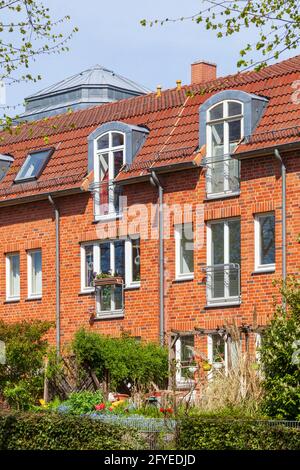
[199,90,268,199]
[206,100,243,197]
[94,131,125,218]
[15,148,54,183]
[88,121,149,221]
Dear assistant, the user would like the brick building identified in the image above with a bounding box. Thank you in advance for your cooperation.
[0,57,299,384]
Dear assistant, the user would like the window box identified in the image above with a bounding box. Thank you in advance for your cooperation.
[93,275,124,287]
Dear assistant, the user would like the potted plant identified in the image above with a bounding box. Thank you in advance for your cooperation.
[213,352,224,369]
[202,361,212,372]
[93,271,124,287]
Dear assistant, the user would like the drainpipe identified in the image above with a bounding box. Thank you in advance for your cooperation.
[48,195,61,357]
[274,149,286,304]
[149,171,164,346]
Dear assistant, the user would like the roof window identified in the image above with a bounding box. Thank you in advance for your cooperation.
[15,148,54,183]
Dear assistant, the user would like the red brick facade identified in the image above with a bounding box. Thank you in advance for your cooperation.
[0,56,299,363]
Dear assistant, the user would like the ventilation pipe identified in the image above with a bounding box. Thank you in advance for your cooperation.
[48,194,61,357]
[149,171,164,346]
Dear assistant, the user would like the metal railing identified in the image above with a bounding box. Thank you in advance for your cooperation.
[203,155,240,197]
[203,263,241,305]
[89,181,123,218]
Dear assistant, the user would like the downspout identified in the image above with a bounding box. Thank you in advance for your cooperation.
[48,195,61,357]
[149,171,164,346]
[274,149,287,300]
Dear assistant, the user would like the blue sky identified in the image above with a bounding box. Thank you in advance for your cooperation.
[3,0,299,115]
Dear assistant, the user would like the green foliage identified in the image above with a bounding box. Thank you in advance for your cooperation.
[0,320,52,410]
[141,1,300,70]
[0,411,145,450]
[62,390,104,415]
[260,278,300,419]
[73,329,168,391]
[177,413,300,450]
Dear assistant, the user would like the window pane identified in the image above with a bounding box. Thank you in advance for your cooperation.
[260,215,275,265]
[210,161,225,194]
[114,285,123,310]
[31,250,42,295]
[113,150,123,178]
[112,133,124,147]
[100,286,112,311]
[84,245,94,287]
[212,335,225,362]
[97,133,109,150]
[132,238,140,282]
[16,151,51,181]
[209,103,223,120]
[228,101,242,117]
[211,223,224,298]
[114,241,125,277]
[100,243,110,274]
[211,123,224,157]
[99,153,109,215]
[9,254,20,297]
[180,224,194,274]
[181,336,194,363]
[228,220,241,265]
[229,119,241,153]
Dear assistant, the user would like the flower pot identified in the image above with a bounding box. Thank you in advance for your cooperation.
[202,362,212,372]
[213,362,224,369]
[93,276,124,286]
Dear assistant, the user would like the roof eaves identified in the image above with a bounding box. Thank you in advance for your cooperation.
[233,140,300,160]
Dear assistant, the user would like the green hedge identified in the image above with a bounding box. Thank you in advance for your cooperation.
[177,416,300,450]
[0,412,145,450]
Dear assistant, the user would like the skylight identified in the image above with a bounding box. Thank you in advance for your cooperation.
[15,148,54,182]
[0,154,14,182]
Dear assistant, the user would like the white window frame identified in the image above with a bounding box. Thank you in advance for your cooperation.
[175,223,194,281]
[6,253,20,301]
[254,212,276,273]
[80,238,140,293]
[207,334,228,377]
[206,100,243,198]
[27,249,42,299]
[93,131,125,221]
[175,335,195,386]
[206,218,241,306]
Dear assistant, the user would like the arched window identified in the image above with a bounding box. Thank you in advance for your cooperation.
[206,100,243,196]
[94,131,125,218]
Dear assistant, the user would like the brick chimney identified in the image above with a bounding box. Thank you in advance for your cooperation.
[191,60,217,84]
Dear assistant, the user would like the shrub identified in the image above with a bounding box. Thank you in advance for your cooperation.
[0,320,53,410]
[177,413,300,450]
[0,411,145,450]
[73,329,168,391]
[260,278,300,419]
[61,390,104,415]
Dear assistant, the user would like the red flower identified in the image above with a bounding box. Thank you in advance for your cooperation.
[108,407,113,412]
[160,407,165,413]
[166,407,173,414]
[95,403,106,411]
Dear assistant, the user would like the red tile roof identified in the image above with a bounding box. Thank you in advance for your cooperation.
[0,55,300,201]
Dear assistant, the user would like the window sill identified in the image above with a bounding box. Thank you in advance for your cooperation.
[174,275,194,283]
[4,298,20,304]
[79,289,95,296]
[94,311,124,321]
[205,300,241,308]
[93,213,123,223]
[252,267,275,275]
[205,191,240,201]
[124,283,141,290]
[26,296,42,301]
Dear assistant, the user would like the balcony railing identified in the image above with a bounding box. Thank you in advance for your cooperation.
[203,155,240,197]
[203,263,241,306]
[89,181,123,219]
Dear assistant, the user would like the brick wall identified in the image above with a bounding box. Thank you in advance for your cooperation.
[0,151,299,352]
